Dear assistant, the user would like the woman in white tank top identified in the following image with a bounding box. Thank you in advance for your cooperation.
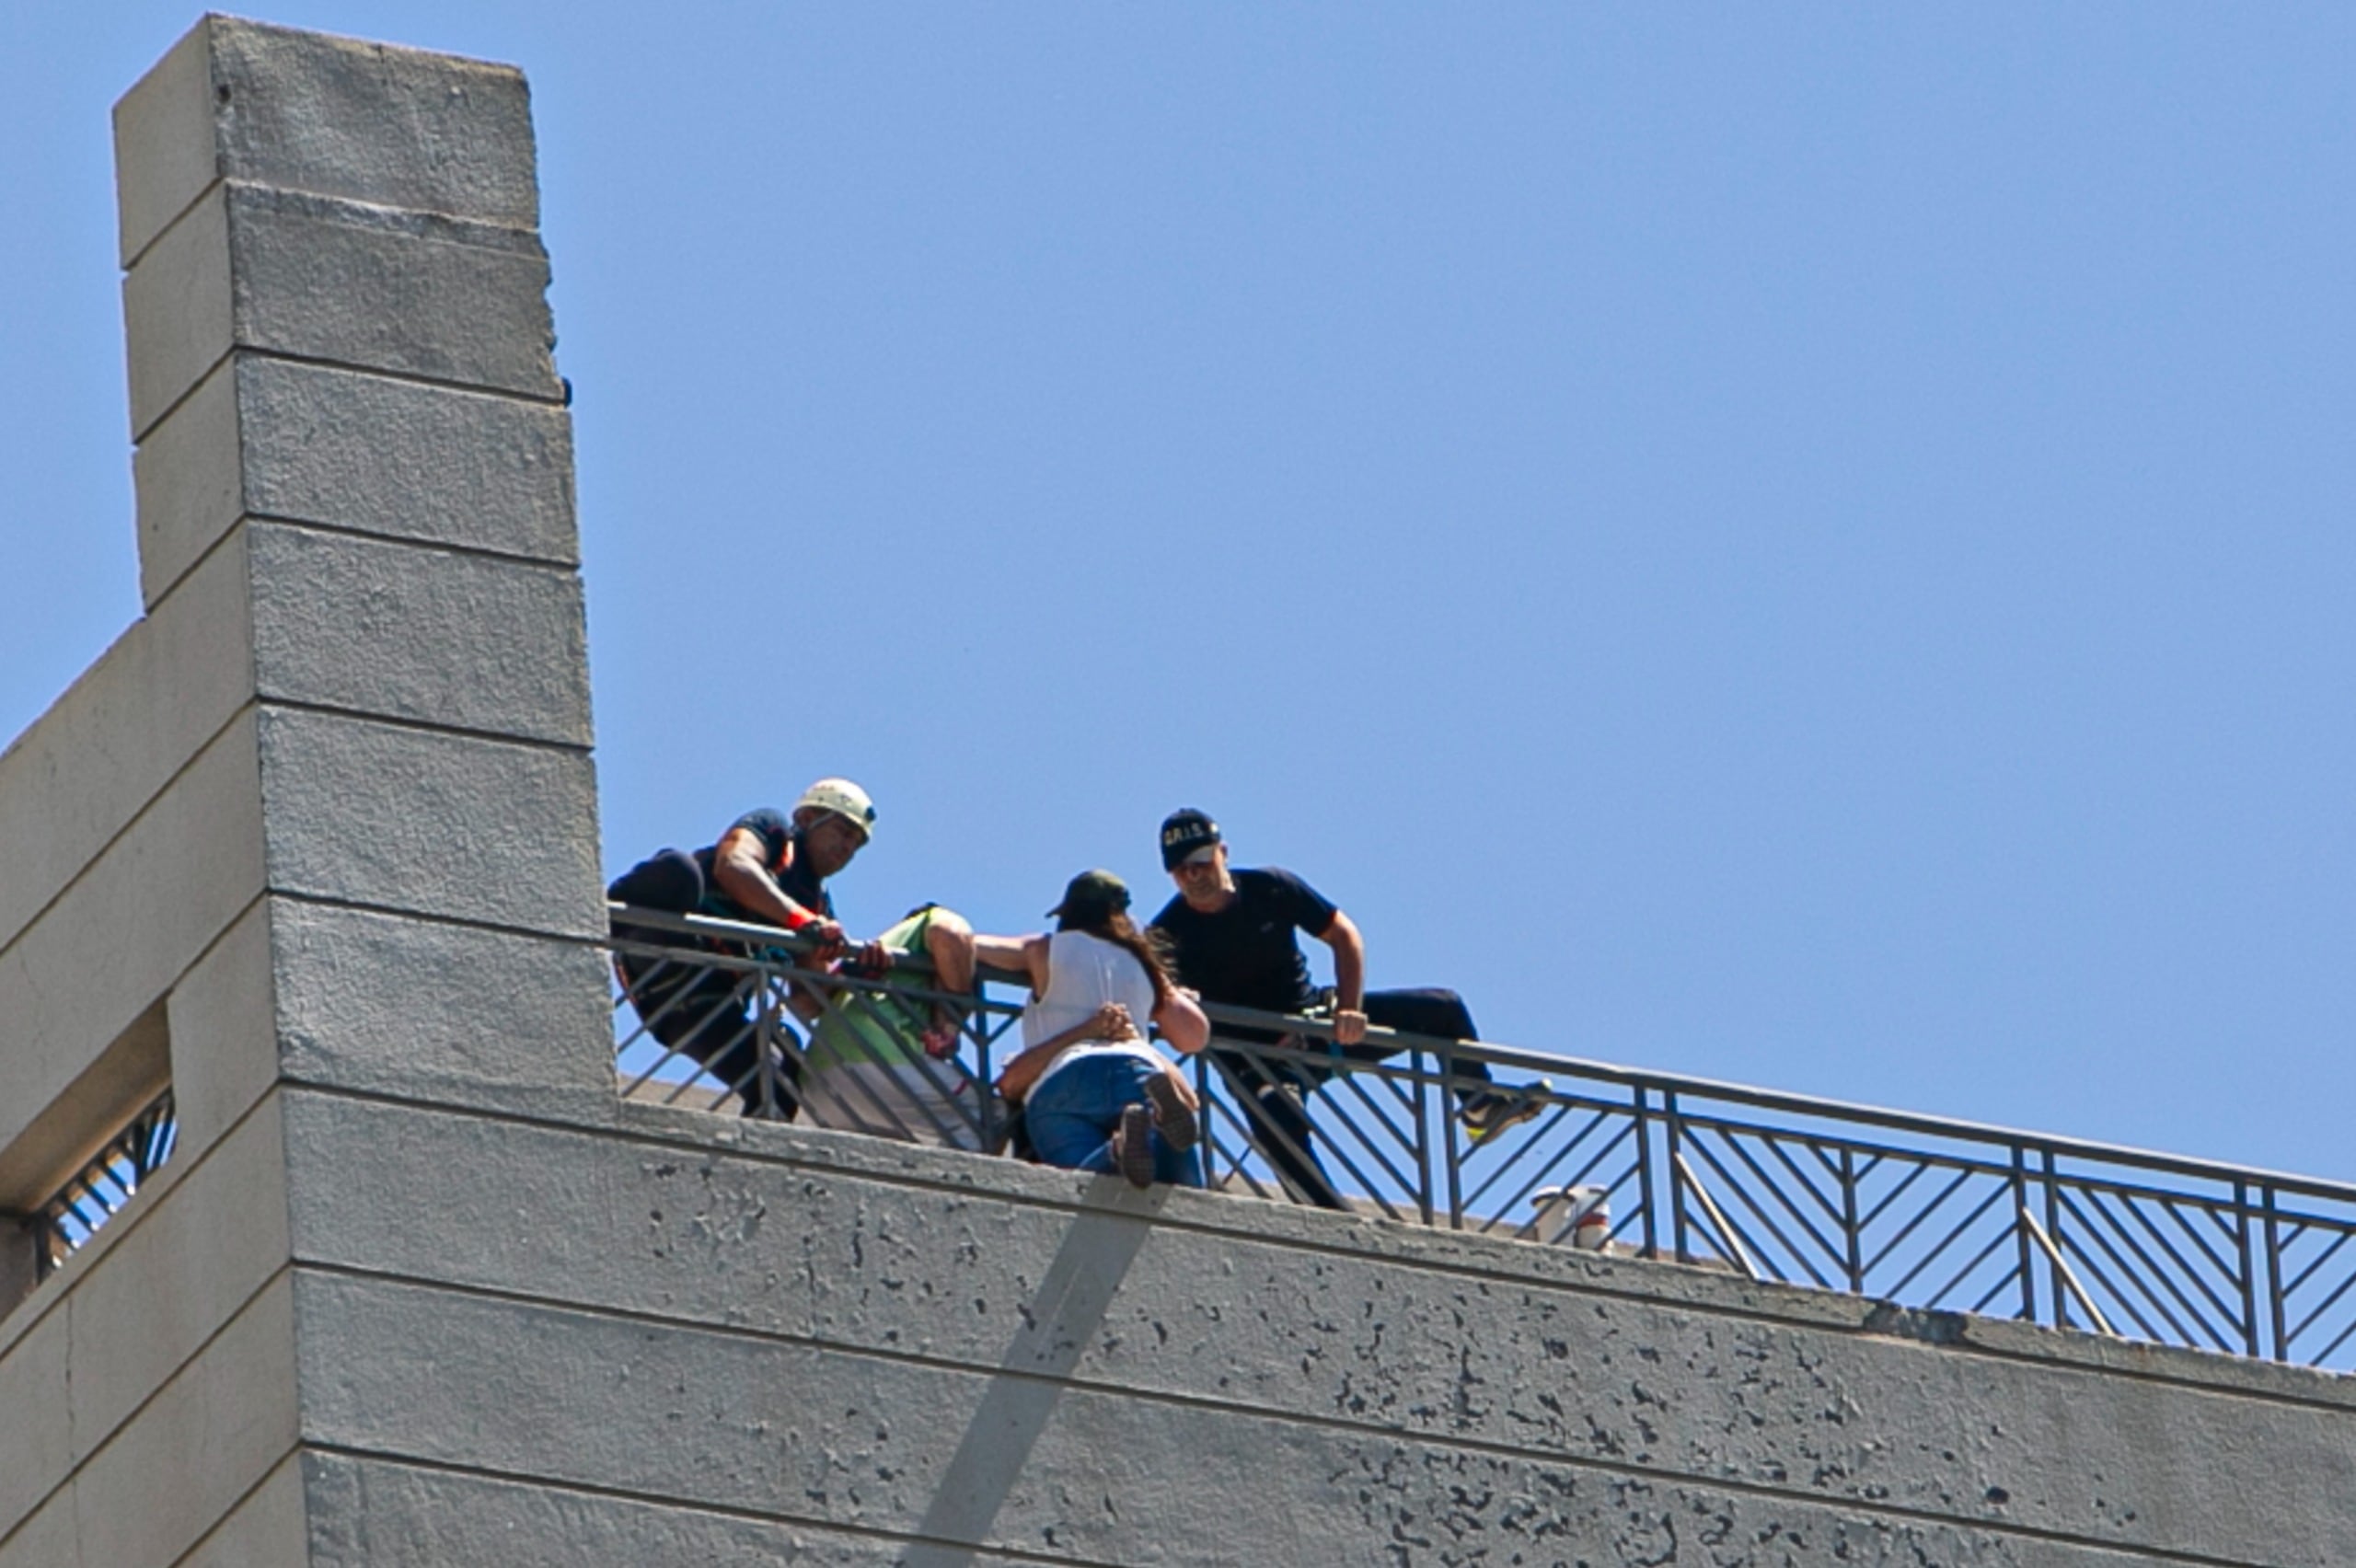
[975,870,1209,1187]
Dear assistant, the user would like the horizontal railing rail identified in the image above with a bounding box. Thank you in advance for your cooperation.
[605,903,2356,1373]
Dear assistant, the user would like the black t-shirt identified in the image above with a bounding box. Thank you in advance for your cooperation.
[696,807,834,926]
[1149,867,1339,1016]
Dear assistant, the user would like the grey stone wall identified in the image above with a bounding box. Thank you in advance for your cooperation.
[0,17,603,1566]
[3,17,2352,1568]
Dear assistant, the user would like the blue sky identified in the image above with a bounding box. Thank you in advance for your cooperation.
[5,5,2350,1180]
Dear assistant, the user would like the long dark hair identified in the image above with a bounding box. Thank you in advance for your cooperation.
[1057,905,1175,1006]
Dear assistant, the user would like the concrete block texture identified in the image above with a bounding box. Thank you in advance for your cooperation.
[64,1095,290,1462]
[0,1097,289,1551]
[282,1094,2356,1568]
[124,180,558,440]
[0,1307,71,1547]
[248,523,593,747]
[0,713,265,1168]
[270,898,615,1117]
[167,901,283,1155]
[69,1274,298,1568]
[180,1454,310,1568]
[0,1276,299,1568]
[137,356,577,606]
[254,705,600,938]
[294,1269,2174,1568]
[301,1453,1038,1568]
[115,15,539,269]
[0,490,255,958]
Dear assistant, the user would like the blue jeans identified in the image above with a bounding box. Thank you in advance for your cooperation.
[1025,1054,1203,1188]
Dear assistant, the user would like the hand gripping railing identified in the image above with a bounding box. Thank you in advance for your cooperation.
[605,904,2356,1373]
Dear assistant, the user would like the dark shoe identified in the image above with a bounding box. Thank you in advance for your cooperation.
[1114,1105,1157,1188]
[1461,1084,1546,1143]
[1144,1074,1199,1151]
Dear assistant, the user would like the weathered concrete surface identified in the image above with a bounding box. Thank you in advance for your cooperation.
[182,1454,311,1568]
[0,1094,289,1551]
[268,897,614,1119]
[0,524,255,955]
[247,522,592,745]
[276,1090,2356,1567]
[135,354,576,607]
[0,1275,297,1568]
[122,179,559,438]
[301,1454,1036,1568]
[115,16,540,267]
[0,713,265,1171]
[253,706,601,937]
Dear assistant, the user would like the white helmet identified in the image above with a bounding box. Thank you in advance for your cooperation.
[794,777,876,839]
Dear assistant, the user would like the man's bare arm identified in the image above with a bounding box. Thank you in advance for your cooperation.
[1318,909,1369,1045]
[711,825,839,941]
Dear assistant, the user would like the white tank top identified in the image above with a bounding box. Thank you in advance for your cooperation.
[1022,930,1164,1089]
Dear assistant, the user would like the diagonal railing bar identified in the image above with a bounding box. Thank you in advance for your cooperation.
[1197,1086,1284,1202]
[1748,1129,1848,1230]
[1683,1132,1828,1288]
[1914,1217,2016,1314]
[1204,1037,1414,1219]
[2150,1191,2244,1288]
[1702,1127,1844,1284]
[1465,1111,1640,1237]
[2115,1193,2247,1342]
[1856,1156,1941,1235]
[1860,1161,1984,1279]
[596,903,2356,1373]
[1674,1151,1761,1280]
[2306,1313,2356,1368]
[2074,1187,2235,1353]
[1315,1050,1426,1174]
[1459,1097,1628,1222]
[1878,1174,2013,1301]
[2055,1188,2187,1346]
[2281,1247,2356,1354]
[2278,1221,2353,1299]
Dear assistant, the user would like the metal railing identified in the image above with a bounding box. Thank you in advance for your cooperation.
[606,905,2356,1374]
[35,1088,178,1281]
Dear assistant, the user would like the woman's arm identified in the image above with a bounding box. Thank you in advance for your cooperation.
[994,1002,1137,1105]
[1149,987,1210,1055]
[970,931,1052,993]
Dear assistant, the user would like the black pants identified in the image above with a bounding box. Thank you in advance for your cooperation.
[611,847,799,1118]
[1212,986,1488,1211]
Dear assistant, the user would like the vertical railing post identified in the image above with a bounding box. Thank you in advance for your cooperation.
[1413,1047,1434,1228]
[2234,1179,2260,1359]
[1839,1146,1864,1295]
[752,961,779,1120]
[2010,1144,2038,1324]
[2041,1147,2068,1331]
[1440,1040,1464,1229]
[2264,1184,2288,1363]
[1666,1090,1690,1265]
[1633,1085,1659,1262]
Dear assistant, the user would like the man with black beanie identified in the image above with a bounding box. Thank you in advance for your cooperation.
[1148,808,1541,1210]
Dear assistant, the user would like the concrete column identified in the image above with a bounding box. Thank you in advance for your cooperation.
[0,29,606,1561]
[114,17,613,1144]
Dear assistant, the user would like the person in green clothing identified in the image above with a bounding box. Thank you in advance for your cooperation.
[797,904,995,1150]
